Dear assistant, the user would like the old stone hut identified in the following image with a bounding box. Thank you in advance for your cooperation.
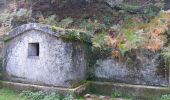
[5,23,90,88]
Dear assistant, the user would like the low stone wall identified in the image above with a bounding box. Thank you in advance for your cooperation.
[89,81,170,99]
[2,81,170,99]
[1,81,89,96]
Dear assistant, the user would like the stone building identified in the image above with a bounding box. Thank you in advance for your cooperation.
[5,23,89,88]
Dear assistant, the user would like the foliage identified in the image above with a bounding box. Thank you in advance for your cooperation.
[63,94,75,100]
[118,3,142,13]
[159,94,170,100]
[92,11,170,60]
[111,91,134,100]
[0,89,82,100]
[39,15,58,26]
[63,30,92,43]
[19,91,78,100]
[103,16,113,28]
[162,47,170,60]
[161,47,170,68]
[0,1,18,34]
[13,8,32,23]
[92,31,107,48]
[143,4,161,21]
[51,26,62,32]
[123,29,142,49]
[115,0,162,21]
[2,35,10,42]
[58,17,73,28]
[79,20,106,32]
[19,91,45,100]
[42,93,62,100]
[0,88,26,100]
[38,15,73,28]
[51,25,91,43]
[64,30,80,41]
[118,43,127,56]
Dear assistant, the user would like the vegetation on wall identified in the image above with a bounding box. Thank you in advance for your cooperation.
[50,25,92,43]
[92,11,170,62]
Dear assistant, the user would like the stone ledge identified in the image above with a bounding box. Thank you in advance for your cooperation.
[1,81,89,96]
[2,81,170,99]
[89,81,170,99]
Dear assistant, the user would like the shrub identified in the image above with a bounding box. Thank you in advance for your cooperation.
[63,94,75,100]
[19,91,45,100]
[79,20,106,32]
[42,93,62,100]
[19,91,77,100]
[159,94,170,100]
[111,91,134,100]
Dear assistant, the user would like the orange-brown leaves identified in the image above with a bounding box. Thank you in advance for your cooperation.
[152,27,166,37]
[112,50,120,58]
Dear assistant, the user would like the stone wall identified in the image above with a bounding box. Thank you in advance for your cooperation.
[93,50,169,86]
[0,0,6,8]
[0,38,5,80]
[164,0,170,10]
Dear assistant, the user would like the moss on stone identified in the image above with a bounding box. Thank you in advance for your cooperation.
[50,25,92,43]
[3,36,10,43]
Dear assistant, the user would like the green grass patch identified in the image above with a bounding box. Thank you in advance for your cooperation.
[0,88,84,100]
[111,91,135,100]
[0,88,26,100]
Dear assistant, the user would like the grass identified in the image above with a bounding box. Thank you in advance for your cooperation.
[111,91,135,100]
[0,88,26,100]
[0,88,83,100]
[0,88,169,100]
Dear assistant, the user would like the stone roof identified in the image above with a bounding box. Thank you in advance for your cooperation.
[7,23,63,39]
[6,23,92,43]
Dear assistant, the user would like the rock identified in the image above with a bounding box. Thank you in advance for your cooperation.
[84,94,114,100]
[104,0,123,8]
[114,98,128,100]
[84,94,91,98]
[99,95,106,99]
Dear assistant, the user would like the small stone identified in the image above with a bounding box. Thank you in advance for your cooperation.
[90,94,98,98]
[84,94,91,98]
[99,95,106,99]
[114,98,128,100]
